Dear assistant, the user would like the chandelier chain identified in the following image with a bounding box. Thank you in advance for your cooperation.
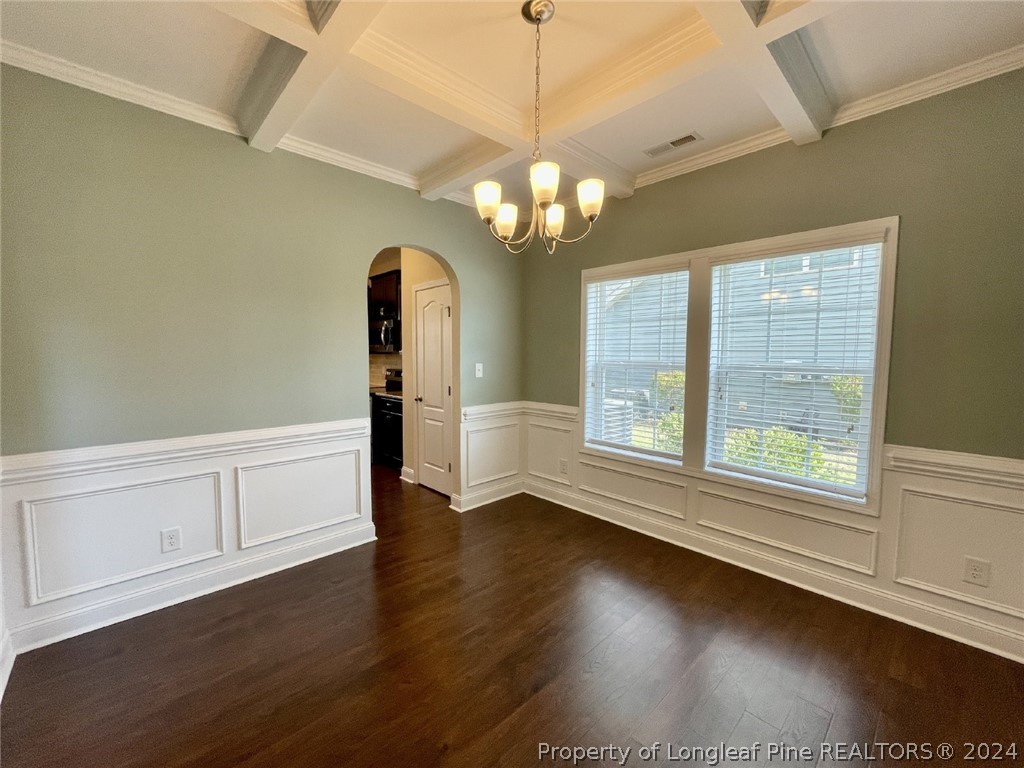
[533,18,542,161]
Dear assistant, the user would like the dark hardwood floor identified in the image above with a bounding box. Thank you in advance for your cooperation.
[2,467,1022,767]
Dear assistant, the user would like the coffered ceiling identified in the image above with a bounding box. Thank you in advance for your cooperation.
[2,1,1022,210]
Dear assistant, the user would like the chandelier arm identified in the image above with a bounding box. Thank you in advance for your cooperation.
[503,232,536,255]
[549,218,595,245]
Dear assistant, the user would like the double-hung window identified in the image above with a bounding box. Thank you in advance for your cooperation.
[580,218,897,505]
[584,269,689,462]
[706,245,882,497]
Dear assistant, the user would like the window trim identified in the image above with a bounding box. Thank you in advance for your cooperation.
[578,217,899,512]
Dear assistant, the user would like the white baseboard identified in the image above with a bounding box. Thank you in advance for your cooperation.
[2,419,375,654]
[0,630,14,702]
[400,466,416,484]
[451,480,523,513]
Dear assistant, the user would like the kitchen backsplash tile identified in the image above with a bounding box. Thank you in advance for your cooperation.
[369,352,403,388]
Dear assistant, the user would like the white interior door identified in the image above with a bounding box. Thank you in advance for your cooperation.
[415,283,453,495]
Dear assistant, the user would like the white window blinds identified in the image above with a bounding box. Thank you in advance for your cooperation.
[706,244,883,497]
[584,270,688,460]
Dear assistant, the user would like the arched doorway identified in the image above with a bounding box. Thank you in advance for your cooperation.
[367,246,461,499]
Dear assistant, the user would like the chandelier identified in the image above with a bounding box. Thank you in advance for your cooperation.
[472,0,605,254]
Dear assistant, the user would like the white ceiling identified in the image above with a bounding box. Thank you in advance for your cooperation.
[2,1,1022,211]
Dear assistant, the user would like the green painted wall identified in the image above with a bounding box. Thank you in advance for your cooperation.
[1,66,523,454]
[3,66,1021,459]
[522,70,1024,459]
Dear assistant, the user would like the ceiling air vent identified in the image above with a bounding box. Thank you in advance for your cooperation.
[643,132,704,158]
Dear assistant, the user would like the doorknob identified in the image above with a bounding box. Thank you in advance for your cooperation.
[414,396,423,402]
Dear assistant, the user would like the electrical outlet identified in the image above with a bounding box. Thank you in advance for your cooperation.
[558,458,569,475]
[475,363,484,378]
[161,526,182,554]
[963,556,991,587]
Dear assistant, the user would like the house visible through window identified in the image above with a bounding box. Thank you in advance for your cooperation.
[584,270,688,461]
[707,245,882,497]
[580,219,896,504]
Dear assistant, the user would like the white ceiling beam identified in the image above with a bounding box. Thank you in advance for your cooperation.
[418,142,524,202]
[349,30,529,151]
[542,19,724,143]
[757,1,847,43]
[212,2,318,52]
[235,2,383,152]
[547,140,635,200]
[695,1,833,145]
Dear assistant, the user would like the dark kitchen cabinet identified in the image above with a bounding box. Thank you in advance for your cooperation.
[368,270,401,353]
[371,394,403,467]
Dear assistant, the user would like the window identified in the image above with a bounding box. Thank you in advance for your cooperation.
[584,270,689,461]
[580,218,897,505]
[706,245,882,497]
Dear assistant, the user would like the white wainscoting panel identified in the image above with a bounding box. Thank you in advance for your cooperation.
[465,423,520,488]
[579,459,687,522]
[454,403,527,512]
[237,450,362,548]
[527,422,573,486]
[1,419,375,653]
[895,489,1023,619]
[24,472,224,604]
[696,490,876,575]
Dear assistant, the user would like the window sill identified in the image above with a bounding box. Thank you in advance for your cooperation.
[580,443,683,472]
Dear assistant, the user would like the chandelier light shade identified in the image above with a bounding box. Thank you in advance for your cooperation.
[472,0,606,254]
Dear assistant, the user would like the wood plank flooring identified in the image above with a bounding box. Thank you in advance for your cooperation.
[2,467,1022,767]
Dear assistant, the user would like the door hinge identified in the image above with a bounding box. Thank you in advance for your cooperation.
[447,306,451,317]
[448,462,452,472]
[448,385,451,396]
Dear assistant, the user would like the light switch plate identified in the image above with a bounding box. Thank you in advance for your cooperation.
[475,363,484,378]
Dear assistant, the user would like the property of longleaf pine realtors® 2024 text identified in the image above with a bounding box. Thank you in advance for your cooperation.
[537,741,1017,764]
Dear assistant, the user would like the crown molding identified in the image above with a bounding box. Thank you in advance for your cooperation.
[0,42,240,136]
[830,43,1024,127]
[277,134,418,190]
[443,190,475,209]
[636,127,789,188]
[637,43,1024,190]
[545,16,719,133]
[351,28,524,143]
[551,138,636,199]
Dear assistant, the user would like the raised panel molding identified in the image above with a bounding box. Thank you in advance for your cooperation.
[22,472,225,605]
[526,422,573,486]
[894,489,1024,619]
[696,490,877,576]
[578,459,687,521]
[236,450,363,549]
[464,422,520,488]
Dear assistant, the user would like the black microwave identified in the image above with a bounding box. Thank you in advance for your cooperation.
[370,316,400,353]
